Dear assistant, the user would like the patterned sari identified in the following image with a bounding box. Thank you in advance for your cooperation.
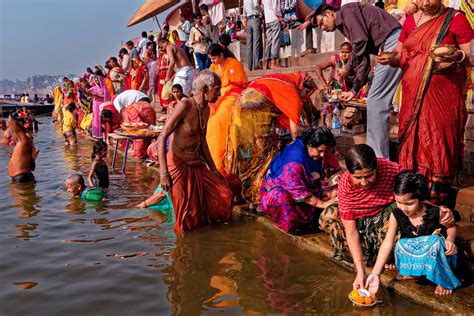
[398,9,473,203]
[260,137,324,234]
[122,101,156,159]
[157,52,173,108]
[90,76,110,138]
[224,73,317,203]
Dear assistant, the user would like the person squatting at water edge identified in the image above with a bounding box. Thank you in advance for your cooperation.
[8,113,38,184]
[318,144,455,291]
[259,127,339,234]
[157,70,232,234]
[366,170,462,296]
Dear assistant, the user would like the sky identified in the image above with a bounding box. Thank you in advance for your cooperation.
[0,0,176,81]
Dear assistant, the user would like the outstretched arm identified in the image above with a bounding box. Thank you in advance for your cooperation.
[365,214,398,293]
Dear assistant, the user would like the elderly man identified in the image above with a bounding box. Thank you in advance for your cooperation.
[8,113,37,183]
[158,70,232,233]
[314,4,402,159]
[159,38,195,97]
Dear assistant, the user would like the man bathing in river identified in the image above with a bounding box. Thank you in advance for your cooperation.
[159,38,195,97]
[8,113,38,183]
[158,70,232,233]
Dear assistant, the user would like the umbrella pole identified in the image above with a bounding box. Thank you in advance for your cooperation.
[154,16,162,31]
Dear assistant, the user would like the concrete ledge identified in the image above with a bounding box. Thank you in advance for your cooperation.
[232,205,474,314]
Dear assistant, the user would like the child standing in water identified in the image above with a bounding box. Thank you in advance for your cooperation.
[63,102,77,145]
[88,140,110,189]
[365,170,460,296]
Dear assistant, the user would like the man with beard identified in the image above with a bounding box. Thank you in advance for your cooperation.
[157,70,232,233]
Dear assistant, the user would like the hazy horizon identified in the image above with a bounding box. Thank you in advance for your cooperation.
[0,0,174,81]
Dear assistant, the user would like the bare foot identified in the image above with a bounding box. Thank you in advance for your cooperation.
[435,285,453,295]
[384,264,396,270]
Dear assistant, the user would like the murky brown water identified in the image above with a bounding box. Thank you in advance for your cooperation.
[0,118,434,315]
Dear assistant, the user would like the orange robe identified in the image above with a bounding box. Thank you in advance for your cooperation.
[206,57,248,172]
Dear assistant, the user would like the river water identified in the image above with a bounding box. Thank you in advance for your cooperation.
[0,118,433,315]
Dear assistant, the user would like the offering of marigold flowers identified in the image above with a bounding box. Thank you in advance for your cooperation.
[348,289,377,307]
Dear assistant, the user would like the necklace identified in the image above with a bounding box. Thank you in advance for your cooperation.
[193,98,206,131]
[416,6,445,27]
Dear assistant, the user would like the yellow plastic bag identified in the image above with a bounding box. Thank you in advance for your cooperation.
[80,113,93,131]
[161,80,173,101]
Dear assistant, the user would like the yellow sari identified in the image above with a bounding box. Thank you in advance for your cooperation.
[206,57,248,172]
[53,86,64,121]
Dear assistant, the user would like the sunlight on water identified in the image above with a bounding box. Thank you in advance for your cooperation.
[0,118,433,315]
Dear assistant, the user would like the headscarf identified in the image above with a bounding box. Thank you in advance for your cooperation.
[268,137,322,179]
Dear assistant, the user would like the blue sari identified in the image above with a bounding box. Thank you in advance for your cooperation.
[395,235,462,290]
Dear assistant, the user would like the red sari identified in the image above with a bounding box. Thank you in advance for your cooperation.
[398,9,473,202]
[131,57,149,93]
[122,101,156,159]
[157,53,173,108]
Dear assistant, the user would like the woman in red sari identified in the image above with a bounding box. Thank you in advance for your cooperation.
[122,100,156,159]
[130,56,149,94]
[157,45,174,110]
[380,0,473,204]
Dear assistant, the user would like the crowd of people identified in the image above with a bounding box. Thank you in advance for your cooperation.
[2,0,473,300]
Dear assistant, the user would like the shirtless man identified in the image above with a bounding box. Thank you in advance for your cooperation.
[8,113,38,183]
[159,38,195,97]
[158,70,232,233]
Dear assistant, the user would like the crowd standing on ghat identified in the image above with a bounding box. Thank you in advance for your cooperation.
[2,0,473,300]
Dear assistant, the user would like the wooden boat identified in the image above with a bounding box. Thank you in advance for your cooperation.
[0,101,54,117]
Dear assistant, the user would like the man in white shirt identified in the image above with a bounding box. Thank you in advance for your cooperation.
[137,31,151,58]
[178,14,191,42]
[113,90,149,113]
[262,0,285,68]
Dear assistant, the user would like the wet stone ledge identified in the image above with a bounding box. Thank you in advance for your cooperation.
[232,205,474,314]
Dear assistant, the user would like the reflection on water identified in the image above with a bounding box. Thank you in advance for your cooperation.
[0,118,433,315]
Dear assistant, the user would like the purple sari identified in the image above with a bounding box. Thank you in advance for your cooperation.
[260,137,324,233]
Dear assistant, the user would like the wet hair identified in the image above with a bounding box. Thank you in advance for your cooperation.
[92,139,108,160]
[10,112,26,125]
[141,31,147,38]
[126,40,134,47]
[66,102,76,112]
[303,127,336,148]
[101,109,112,119]
[315,5,338,16]
[393,170,430,200]
[345,144,377,174]
[172,84,183,92]
[191,70,221,96]
[66,174,85,188]
[119,48,128,55]
[207,43,224,57]
[199,4,208,12]
[340,41,352,50]
[218,34,231,46]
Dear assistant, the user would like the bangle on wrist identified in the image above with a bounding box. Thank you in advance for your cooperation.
[457,50,466,63]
